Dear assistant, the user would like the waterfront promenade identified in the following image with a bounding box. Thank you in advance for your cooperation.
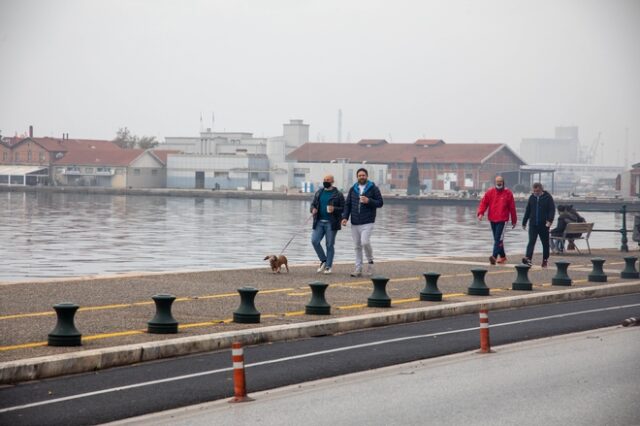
[1,248,639,384]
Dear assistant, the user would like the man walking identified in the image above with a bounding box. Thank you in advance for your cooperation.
[522,182,555,267]
[477,176,517,265]
[311,174,345,274]
[341,168,384,277]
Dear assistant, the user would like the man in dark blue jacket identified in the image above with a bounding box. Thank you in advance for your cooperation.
[341,168,384,277]
[522,182,555,267]
[310,174,345,274]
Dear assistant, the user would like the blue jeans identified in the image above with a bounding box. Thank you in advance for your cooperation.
[490,221,506,258]
[312,220,336,268]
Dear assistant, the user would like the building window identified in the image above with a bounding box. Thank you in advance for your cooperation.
[2,152,6,161]
[134,169,141,176]
[115,168,124,175]
[27,151,32,161]
[151,169,158,176]
[39,152,46,161]
[214,171,228,178]
[84,167,94,174]
[14,152,19,162]
[398,174,404,180]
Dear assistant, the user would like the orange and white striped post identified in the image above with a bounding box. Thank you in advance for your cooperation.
[229,342,253,403]
[478,309,493,354]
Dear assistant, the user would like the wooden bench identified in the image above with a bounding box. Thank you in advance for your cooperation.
[550,222,594,254]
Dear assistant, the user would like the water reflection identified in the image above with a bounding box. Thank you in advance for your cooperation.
[0,192,623,282]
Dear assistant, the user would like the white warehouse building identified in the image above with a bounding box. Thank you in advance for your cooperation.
[167,154,270,189]
[162,119,310,190]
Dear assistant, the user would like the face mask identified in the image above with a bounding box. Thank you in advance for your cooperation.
[495,184,504,189]
[323,181,332,189]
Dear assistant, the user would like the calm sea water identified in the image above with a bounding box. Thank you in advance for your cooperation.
[0,191,624,282]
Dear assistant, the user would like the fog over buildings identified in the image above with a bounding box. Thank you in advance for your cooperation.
[1,0,639,167]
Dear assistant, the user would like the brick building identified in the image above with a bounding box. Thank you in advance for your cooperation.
[287,139,525,191]
[0,129,173,188]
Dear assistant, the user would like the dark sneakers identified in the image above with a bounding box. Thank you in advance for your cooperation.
[489,256,497,265]
[522,257,532,266]
[541,259,548,268]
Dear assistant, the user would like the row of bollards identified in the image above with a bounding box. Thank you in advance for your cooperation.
[46,256,640,347]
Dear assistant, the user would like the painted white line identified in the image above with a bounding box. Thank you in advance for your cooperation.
[490,303,640,328]
[2,301,639,414]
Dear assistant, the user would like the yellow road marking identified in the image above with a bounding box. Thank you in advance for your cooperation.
[0,267,571,322]
[0,275,613,353]
[0,288,295,321]
[0,342,48,351]
[337,303,368,310]
[82,330,143,341]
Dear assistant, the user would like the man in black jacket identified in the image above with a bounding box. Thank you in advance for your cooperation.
[341,168,384,277]
[310,174,345,275]
[522,182,555,267]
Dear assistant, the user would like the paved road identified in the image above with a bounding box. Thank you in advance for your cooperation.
[120,326,640,426]
[0,294,639,425]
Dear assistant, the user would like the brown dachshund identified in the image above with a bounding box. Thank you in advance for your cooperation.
[264,255,289,273]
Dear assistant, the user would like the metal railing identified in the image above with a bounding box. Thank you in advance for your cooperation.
[589,205,636,252]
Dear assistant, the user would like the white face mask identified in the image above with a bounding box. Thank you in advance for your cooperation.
[495,183,504,189]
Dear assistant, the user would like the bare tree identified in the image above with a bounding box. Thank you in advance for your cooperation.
[113,128,157,149]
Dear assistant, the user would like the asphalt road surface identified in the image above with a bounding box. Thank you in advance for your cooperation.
[116,326,640,426]
[1,293,639,426]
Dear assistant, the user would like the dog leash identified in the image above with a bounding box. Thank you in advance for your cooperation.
[279,214,314,256]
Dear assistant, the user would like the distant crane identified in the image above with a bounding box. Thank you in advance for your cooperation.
[584,132,602,164]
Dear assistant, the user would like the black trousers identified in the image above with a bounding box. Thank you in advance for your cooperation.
[526,224,550,261]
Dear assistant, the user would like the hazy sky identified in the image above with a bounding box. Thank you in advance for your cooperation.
[1,0,639,165]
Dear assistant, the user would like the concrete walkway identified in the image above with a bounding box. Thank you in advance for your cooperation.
[1,249,639,384]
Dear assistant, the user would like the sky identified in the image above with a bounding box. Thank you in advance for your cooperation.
[1,0,639,166]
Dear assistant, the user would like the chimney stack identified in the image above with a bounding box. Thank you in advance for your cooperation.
[29,125,33,138]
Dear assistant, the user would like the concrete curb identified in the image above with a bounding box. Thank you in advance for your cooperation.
[2,281,639,385]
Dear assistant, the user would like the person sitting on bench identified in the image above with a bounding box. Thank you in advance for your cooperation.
[565,205,586,250]
[551,205,575,253]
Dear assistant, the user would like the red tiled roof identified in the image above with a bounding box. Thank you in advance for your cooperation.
[150,150,181,165]
[6,137,121,152]
[288,142,521,164]
[414,139,445,146]
[357,139,388,146]
[54,148,144,166]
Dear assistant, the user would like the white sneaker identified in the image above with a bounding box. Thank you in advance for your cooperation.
[350,269,362,277]
[316,262,326,273]
[365,262,374,276]
[323,267,332,274]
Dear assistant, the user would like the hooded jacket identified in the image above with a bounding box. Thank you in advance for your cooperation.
[523,191,555,227]
[310,187,345,231]
[342,180,383,225]
[477,186,517,224]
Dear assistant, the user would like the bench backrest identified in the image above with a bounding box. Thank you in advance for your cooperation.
[564,222,594,236]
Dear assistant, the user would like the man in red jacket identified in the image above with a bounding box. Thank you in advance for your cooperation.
[477,176,518,265]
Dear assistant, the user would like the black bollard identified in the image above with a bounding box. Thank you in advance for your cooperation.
[148,294,179,334]
[552,261,572,286]
[233,287,261,323]
[368,276,392,308]
[305,281,331,315]
[468,268,490,296]
[48,303,82,346]
[620,256,640,279]
[512,264,532,291]
[588,258,607,282]
[420,272,443,301]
